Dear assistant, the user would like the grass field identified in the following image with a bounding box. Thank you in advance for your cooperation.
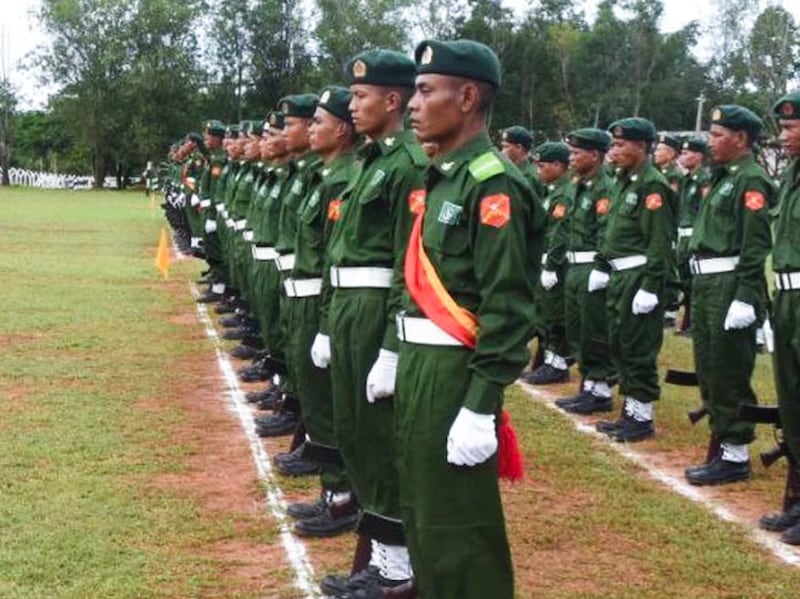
[2,186,800,598]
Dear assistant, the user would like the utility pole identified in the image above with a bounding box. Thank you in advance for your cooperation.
[0,25,11,186]
[694,93,706,133]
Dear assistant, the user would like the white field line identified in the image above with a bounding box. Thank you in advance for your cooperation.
[191,284,322,598]
[519,382,800,567]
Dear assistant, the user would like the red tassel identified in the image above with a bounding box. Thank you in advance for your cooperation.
[497,409,524,482]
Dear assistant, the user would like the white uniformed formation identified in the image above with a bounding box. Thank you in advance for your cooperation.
[0,167,93,189]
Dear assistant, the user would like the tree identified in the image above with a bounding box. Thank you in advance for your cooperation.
[0,78,16,185]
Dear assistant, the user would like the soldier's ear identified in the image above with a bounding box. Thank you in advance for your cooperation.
[459,82,480,114]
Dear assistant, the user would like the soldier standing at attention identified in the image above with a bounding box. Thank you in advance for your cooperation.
[398,39,544,599]
[591,118,675,443]
[499,126,544,198]
[684,106,774,486]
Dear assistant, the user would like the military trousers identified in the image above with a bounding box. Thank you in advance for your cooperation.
[691,272,757,444]
[285,294,349,491]
[330,287,402,538]
[396,342,513,599]
[773,289,800,461]
[606,267,664,403]
[565,263,613,382]
[534,270,568,360]
[250,260,284,357]
[201,212,226,285]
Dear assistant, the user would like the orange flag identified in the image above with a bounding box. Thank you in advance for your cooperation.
[155,227,170,279]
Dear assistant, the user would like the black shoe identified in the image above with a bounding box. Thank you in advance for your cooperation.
[255,413,299,437]
[222,327,250,341]
[257,388,283,411]
[685,456,751,486]
[607,416,654,442]
[238,362,271,383]
[595,413,626,434]
[220,315,244,328]
[245,386,273,404]
[196,292,223,304]
[287,493,328,520]
[521,364,570,385]
[214,300,237,314]
[276,456,320,477]
[335,576,415,599]
[760,502,800,532]
[320,566,380,597]
[560,392,613,415]
[295,503,359,538]
[274,443,305,466]
[781,521,800,545]
[554,390,584,409]
[229,344,259,360]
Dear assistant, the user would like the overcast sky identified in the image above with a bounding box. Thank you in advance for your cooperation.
[1,0,799,110]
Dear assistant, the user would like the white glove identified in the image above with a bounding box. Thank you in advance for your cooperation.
[587,269,609,292]
[310,333,331,369]
[204,219,217,233]
[540,270,558,290]
[447,407,497,466]
[366,349,399,403]
[190,193,200,207]
[763,318,775,353]
[723,300,757,330]
[631,289,659,315]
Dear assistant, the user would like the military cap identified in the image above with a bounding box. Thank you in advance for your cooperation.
[204,120,226,137]
[533,141,571,164]
[501,126,533,150]
[279,94,319,119]
[226,124,240,139]
[266,111,285,129]
[344,50,416,87]
[681,135,708,154]
[186,132,203,145]
[772,91,800,120]
[657,132,681,151]
[710,105,763,138]
[608,117,657,142]
[317,85,353,124]
[567,128,611,152]
[244,120,264,136]
[414,39,501,88]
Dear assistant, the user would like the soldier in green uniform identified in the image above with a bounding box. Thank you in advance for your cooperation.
[591,118,675,442]
[181,132,207,258]
[315,50,426,597]
[684,105,774,485]
[674,136,710,335]
[555,128,617,414]
[760,91,800,543]
[499,126,544,198]
[522,142,573,385]
[397,38,543,599]
[197,120,229,301]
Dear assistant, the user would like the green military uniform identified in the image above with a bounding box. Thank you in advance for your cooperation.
[656,133,684,320]
[396,39,544,599]
[182,136,206,253]
[500,126,545,199]
[198,121,228,289]
[686,105,774,485]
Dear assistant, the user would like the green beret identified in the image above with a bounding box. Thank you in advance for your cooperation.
[266,111,285,130]
[657,132,681,151]
[773,91,800,120]
[204,120,226,137]
[681,135,708,154]
[243,120,264,136]
[344,50,416,88]
[710,105,763,138]
[186,132,203,145]
[567,128,611,152]
[225,124,240,139]
[278,94,319,119]
[414,39,501,88]
[317,85,353,124]
[501,126,533,150]
[608,117,656,142]
[533,142,571,164]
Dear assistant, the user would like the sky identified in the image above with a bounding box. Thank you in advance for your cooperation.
[1,0,799,110]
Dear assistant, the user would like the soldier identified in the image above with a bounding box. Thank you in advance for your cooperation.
[684,105,774,486]
[760,91,800,543]
[591,118,675,443]
[397,38,543,599]
[197,120,229,300]
[499,125,544,197]
[522,142,573,385]
[555,128,616,414]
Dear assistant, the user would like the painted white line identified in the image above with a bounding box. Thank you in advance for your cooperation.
[519,382,800,567]
[191,284,322,598]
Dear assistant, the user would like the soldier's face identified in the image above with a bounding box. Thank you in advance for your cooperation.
[408,74,462,144]
[708,124,747,164]
[569,146,600,176]
[268,127,288,157]
[284,116,310,153]
[309,108,340,154]
[778,119,800,157]
[679,149,703,171]
[349,84,390,136]
[500,141,526,164]
[653,143,676,167]
[610,138,646,169]
[536,161,566,184]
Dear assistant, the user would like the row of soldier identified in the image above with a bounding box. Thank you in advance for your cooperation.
[159,36,800,599]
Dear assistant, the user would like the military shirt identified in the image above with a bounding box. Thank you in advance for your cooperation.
[597,160,675,294]
[275,155,322,256]
[327,129,427,350]
[199,147,227,202]
[689,154,774,305]
[518,159,546,200]
[567,169,613,252]
[403,132,544,414]
[231,162,258,219]
[541,173,573,272]
[255,164,290,246]
[771,157,800,273]
[678,168,710,228]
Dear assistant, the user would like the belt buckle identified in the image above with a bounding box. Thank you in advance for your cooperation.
[331,267,340,287]
[397,311,407,342]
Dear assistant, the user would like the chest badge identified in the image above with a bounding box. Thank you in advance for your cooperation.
[438,201,463,225]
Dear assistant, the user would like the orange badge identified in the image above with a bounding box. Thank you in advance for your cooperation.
[552,203,566,219]
[480,194,511,228]
[744,190,765,211]
[645,193,662,210]
[328,199,342,221]
[596,198,610,215]
[408,189,426,215]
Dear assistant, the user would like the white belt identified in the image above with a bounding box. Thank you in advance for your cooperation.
[690,256,739,276]
[396,314,464,347]
[200,198,211,209]
[274,253,296,271]
[540,253,548,266]
[330,266,393,288]
[234,219,247,231]
[775,272,800,291]
[252,245,278,261]
[204,219,217,233]
[283,277,322,297]
[215,202,225,211]
[243,230,254,242]
[677,227,694,238]
[222,209,229,219]
[608,255,647,271]
[225,218,235,229]
[567,251,597,264]
[190,236,202,249]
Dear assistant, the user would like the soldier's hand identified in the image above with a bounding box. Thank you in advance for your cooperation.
[587,269,609,292]
[723,300,756,330]
[540,270,558,290]
[366,349,399,403]
[310,333,331,369]
[631,289,659,315]
[447,408,497,466]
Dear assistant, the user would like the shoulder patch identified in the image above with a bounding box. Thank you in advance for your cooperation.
[211,166,222,177]
[469,151,505,182]
[552,203,567,219]
[328,199,343,221]
[408,189,426,215]
[645,193,662,211]
[596,197,610,215]
[480,194,511,228]
[744,190,765,211]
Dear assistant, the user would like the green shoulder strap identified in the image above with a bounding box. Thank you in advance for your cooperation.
[468,151,505,182]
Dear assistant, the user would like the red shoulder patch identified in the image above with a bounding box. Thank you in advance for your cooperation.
[645,193,662,210]
[408,189,426,215]
[328,199,343,221]
[211,166,222,177]
[552,203,567,219]
[596,198,610,215]
[480,194,511,228]
[744,190,765,211]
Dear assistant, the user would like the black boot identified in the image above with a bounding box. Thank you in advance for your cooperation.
[295,495,360,538]
[685,456,751,486]
[559,391,613,415]
[760,465,800,531]
[287,491,328,520]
